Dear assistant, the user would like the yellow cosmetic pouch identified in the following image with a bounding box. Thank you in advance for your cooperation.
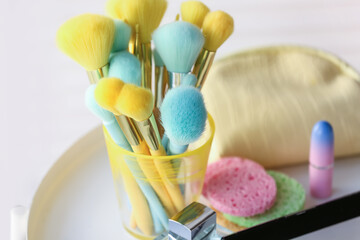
[203,45,360,167]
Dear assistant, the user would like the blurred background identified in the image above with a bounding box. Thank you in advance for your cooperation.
[1,0,360,239]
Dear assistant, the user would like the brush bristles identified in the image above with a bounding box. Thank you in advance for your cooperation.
[56,14,115,71]
[111,20,132,52]
[116,84,154,121]
[120,0,167,42]
[202,11,234,52]
[153,48,164,67]
[85,84,115,123]
[94,77,154,121]
[181,1,210,28]
[94,78,125,115]
[161,86,207,145]
[181,73,197,87]
[106,0,124,19]
[152,21,204,73]
[109,51,141,86]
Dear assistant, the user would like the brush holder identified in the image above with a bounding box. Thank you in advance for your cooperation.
[103,114,215,239]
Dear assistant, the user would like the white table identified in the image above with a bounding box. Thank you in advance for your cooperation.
[1,0,360,239]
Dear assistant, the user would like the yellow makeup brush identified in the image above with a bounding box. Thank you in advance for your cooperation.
[94,78,178,216]
[116,81,185,212]
[180,1,210,28]
[193,10,234,89]
[56,14,115,83]
[57,15,151,230]
[120,0,167,89]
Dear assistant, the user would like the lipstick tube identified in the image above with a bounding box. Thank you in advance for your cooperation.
[309,121,334,199]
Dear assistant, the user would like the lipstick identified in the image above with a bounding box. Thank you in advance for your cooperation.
[309,121,334,199]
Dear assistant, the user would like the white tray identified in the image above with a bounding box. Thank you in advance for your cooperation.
[27,126,360,240]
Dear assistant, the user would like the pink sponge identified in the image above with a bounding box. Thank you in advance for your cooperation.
[202,157,277,217]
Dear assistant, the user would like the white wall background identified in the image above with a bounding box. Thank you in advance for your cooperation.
[1,0,360,239]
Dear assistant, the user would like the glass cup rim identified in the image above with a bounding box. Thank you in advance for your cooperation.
[104,113,215,160]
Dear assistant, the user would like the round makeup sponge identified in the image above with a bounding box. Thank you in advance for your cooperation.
[160,86,207,145]
[109,51,141,86]
[202,157,277,217]
[223,171,305,228]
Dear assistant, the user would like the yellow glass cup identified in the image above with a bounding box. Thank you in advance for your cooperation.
[103,115,215,239]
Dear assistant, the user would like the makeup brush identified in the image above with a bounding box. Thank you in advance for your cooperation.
[109,51,141,86]
[154,48,167,108]
[56,14,143,179]
[181,73,198,87]
[111,20,132,53]
[85,84,131,150]
[94,77,178,216]
[152,21,204,88]
[85,85,168,232]
[119,0,167,89]
[193,10,234,89]
[56,14,140,173]
[180,1,210,28]
[56,14,115,83]
[160,73,197,151]
[85,85,153,234]
[161,86,207,155]
[56,15,141,145]
[95,77,185,212]
[56,14,161,230]
[113,82,186,212]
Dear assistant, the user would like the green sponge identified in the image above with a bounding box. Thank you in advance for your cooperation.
[224,171,305,228]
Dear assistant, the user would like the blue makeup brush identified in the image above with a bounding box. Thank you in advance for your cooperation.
[181,73,198,87]
[85,85,168,231]
[111,20,132,53]
[161,73,197,150]
[160,86,207,155]
[152,21,204,88]
[108,51,141,86]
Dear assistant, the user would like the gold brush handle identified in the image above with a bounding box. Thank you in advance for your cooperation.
[141,42,152,89]
[86,64,110,84]
[132,140,178,216]
[151,146,186,212]
[193,49,216,89]
[154,66,164,108]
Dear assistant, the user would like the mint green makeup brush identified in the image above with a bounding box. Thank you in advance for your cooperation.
[152,21,204,88]
[161,86,207,155]
[109,50,141,86]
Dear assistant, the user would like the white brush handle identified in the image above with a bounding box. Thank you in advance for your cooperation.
[10,205,28,240]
